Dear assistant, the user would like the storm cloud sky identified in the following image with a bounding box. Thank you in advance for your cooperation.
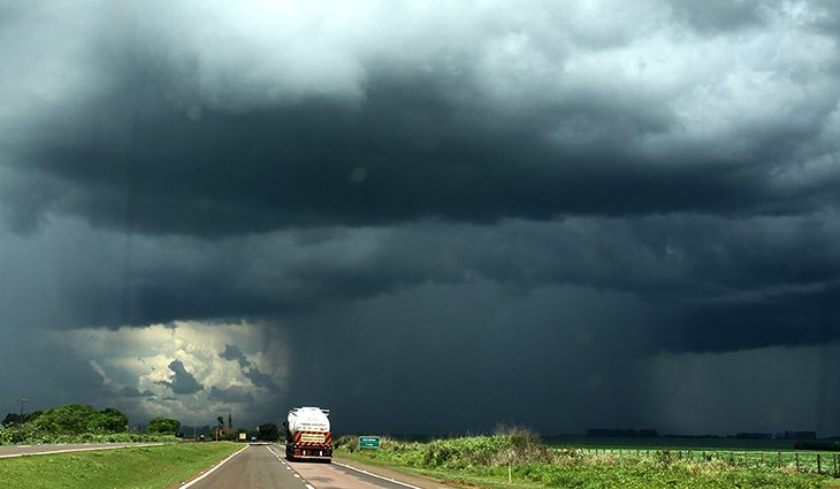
[1,0,839,435]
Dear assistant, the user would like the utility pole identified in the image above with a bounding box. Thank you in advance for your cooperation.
[17,398,29,417]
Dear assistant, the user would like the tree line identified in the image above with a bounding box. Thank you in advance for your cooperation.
[1,403,280,443]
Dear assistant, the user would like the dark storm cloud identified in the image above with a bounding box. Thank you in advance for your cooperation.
[28,212,836,352]
[9,211,839,354]
[2,1,839,237]
[8,76,837,236]
[270,281,840,436]
[0,330,112,418]
[155,360,203,395]
[659,284,840,353]
[3,0,840,435]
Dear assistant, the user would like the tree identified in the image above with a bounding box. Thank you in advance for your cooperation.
[216,416,224,429]
[2,413,24,426]
[12,404,129,434]
[148,417,181,435]
[258,423,279,442]
[90,408,128,432]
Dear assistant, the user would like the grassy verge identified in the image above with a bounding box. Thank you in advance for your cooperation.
[0,442,242,489]
[0,432,177,445]
[334,433,840,489]
[336,449,541,489]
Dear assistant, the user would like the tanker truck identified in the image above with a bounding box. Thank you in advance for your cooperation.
[283,407,332,462]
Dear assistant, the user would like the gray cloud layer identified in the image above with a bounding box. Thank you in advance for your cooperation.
[2,0,839,434]
[3,1,840,236]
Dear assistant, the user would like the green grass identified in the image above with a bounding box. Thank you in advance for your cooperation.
[0,442,243,489]
[334,435,840,489]
[0,424,177,445]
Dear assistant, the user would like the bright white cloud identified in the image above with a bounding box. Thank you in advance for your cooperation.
[55,320,288,423]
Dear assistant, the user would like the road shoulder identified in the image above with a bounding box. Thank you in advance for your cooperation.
[0,442,165,459]
[175,443,249,488]
[332,455,459,489]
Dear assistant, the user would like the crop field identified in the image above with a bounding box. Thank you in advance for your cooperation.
[0,442,242,489]
[334,431,840,489]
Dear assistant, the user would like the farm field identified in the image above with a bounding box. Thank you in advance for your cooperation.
[335,431,840,489]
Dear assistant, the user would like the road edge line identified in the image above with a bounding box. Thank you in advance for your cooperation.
[180,444,249,489]
[332,460,423,489]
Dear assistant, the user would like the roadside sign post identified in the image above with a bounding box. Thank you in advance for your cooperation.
[358,436,381,450]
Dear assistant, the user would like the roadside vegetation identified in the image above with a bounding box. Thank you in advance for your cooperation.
[0,442,241,489]
[0,404,175,445]
[334,427,840,489]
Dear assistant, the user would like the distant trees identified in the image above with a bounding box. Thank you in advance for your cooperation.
[258,423,279,442]
[2,413,28,426]
[0,403,183,445]
[148,417,181,435]
[90,408,129,432]
[586,428,659,438]
[212,416,226,441]
[28,404,128,434]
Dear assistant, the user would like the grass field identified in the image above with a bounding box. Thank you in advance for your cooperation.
[0,442,242,489]
[335,433,840,489]
[545,435,805,451]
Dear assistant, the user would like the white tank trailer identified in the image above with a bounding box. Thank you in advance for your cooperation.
[283,407,332,462]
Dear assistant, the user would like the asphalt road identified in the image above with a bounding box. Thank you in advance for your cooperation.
[186,444,423,489]
[0,442,164,459]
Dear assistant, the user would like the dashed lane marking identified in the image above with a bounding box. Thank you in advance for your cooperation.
[266,446,312,486]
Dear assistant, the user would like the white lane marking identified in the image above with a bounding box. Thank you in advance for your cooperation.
[332,461,423,489]
[180,444,249,489]
[267,445,311,484]
[0,443,165,459]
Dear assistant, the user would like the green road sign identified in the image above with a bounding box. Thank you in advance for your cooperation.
[359,436,381,449]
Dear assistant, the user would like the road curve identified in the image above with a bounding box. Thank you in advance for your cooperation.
[0,442,164,459]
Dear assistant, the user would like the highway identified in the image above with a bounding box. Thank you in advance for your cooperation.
[185,444,440,489]
[0,442,164,459]
[0,442,444,488]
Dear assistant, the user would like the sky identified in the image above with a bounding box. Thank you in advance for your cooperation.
[1,0,839,436]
